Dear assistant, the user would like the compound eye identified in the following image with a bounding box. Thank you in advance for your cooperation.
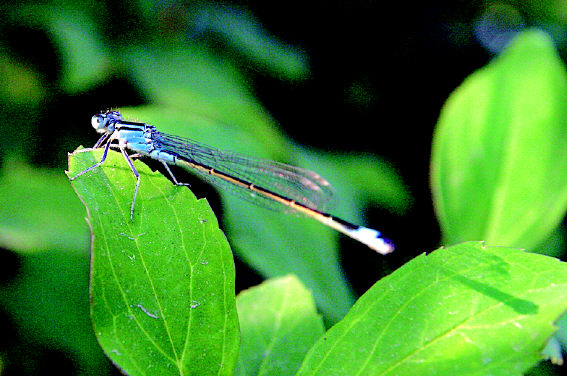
[91,114,106,131]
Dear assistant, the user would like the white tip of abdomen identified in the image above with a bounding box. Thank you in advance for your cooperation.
[348,227,395,255]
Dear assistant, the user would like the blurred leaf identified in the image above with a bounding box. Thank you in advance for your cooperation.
[297,242,567,376]
[297,151,412,216]
[120,105,280,160]
[48,8,110,93]
[235,275,324,376]
[431,29,567,250]
[12,5,110,93]
[554,313,567,356]
[123,47,288,157]
[0,250,110,376]
[541,335,563,366]
[0,158,89,253]
[224,194,355,323]
[531,227,566,258]
[187,4,309,80]
[0,54,45,104]
[67,148,239,375]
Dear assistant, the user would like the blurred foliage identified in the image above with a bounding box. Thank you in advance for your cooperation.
[0,158,88,253]
[235,275,325,376]
[1,0,567,375]
[431,30,567,251]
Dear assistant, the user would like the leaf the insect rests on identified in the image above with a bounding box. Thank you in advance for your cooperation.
[296,242,567,376]
[67,147,239,376]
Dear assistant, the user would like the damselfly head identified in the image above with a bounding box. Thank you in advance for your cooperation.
[91,111,123,133]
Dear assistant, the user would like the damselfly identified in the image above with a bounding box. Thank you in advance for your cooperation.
[70,111,394,254]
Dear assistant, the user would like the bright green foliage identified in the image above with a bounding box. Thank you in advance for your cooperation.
[0,248,110,375]
[0,159,88,253]
[67,148,239,376]
[43,7,109,93]
[297,242,567,376]
[8,5,110,94]
[432,30,567,250]
[235,275,325,376]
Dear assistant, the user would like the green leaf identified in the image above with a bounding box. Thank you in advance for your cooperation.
[50,9,110,93]
[189,4,309,80]
[554,313,567,359]
[122,48,289,158]
[0,158,88,253]
[431,29,567,250]
[0,55,45,104]
[297,242,567,376]
[0,250,111,375]
[11,5,109,93]
[296,152,412,216]
[235,275,325,376]
[67,148,239,376]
